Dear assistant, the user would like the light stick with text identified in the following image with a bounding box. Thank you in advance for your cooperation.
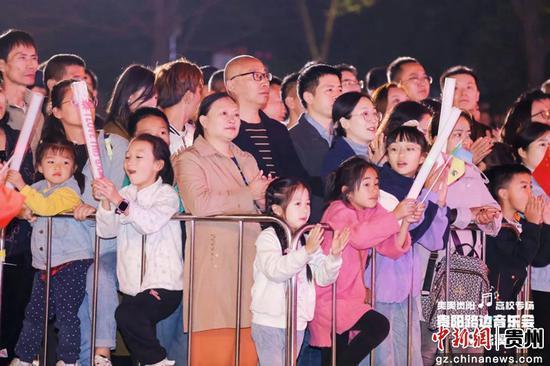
[72,81,104,178]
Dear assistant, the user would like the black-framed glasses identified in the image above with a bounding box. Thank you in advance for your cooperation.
[229,71,272,82]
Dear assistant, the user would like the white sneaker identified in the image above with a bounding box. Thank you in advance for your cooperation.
[94,355,112,366]
[147,359,175,366]
[9,359,33,366]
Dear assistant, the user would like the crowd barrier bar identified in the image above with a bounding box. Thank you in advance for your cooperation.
[177,214,293,366]
[0,218,528,365]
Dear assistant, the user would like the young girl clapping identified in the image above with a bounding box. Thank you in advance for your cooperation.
[251,178,350,366]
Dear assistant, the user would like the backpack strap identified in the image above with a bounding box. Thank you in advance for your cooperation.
[421,251,439,295]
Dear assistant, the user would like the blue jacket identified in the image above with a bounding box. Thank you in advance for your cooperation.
[30,177,94,269]
[320,136,355,179]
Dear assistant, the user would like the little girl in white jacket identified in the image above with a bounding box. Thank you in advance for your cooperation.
[251,177,350,366]
[94,134,182,366]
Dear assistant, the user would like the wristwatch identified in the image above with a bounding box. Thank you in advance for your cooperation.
[115,199,130,215]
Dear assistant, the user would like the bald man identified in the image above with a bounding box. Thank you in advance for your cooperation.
[225,55,309,184]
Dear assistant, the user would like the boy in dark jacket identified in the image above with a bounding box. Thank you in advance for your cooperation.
[484,164,550,357]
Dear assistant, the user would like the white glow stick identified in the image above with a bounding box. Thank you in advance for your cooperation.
[72,81,104,178]
[10,92,44,172]
[439,77,456,136]
[407,107,461,200]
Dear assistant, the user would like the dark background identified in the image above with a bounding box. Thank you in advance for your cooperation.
[1,0,549,116]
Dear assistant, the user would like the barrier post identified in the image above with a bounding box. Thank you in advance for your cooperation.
[235,220,244,365]
[90,234,101,362]
[43,217,53,364]
[370,248,376,366]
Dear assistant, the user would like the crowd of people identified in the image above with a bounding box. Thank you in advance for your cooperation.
[0,28,549,366]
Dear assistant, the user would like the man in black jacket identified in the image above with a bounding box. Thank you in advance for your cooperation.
[225,55,309,183]
[289,64,342,222]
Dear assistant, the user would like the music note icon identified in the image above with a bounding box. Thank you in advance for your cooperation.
[478,292,493,308]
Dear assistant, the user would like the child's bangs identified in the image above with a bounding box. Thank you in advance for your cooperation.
[387,126,428,152]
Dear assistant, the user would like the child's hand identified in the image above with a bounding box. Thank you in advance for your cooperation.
[405,202,425,224]
[524,195,544,225]
[470,137,493,165]
[73,203,96,221]
[18,205,36,223]
[6,169,26,190]
[470,205,500,225]
[393,198,416,220]
[330,227,350,257]
[92,178,123,205]
[305,224,325,254]
[543,200,550,225]
[369,133,385,165]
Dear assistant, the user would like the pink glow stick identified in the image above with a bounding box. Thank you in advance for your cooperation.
[72,81,104,178]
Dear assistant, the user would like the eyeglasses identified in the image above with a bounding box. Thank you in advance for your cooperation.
[342,79,365,89]
[401,75,433,85]
[532,109,550,120]
[61,97,98,108]
[349,110,382,122]
[229,71,272,82]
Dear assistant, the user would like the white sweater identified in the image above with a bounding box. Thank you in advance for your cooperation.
[250,227,342,330]
[96,178,183,296]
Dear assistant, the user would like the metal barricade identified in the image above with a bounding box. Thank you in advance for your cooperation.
[172,214,293,366]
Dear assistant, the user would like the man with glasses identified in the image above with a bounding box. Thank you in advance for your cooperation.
[336,63,363,93]
[387,56,431,102]
[225,55,309,181]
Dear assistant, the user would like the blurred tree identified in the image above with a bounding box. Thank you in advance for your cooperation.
[511,0,550,88]
[297,0,375,61]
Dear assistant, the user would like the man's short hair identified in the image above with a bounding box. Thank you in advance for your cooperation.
[365,66,387,95]
[270,75,282,87]
[85,68,99,91]
[0,29,36,61]
[155,58,203,109]
[208,69,226,93]
[44,54,86,86]
[386,56,419,82]
[485,164,531,204]
[335,63,358,77]
[439,65,479,90]
[281,72,299,103]
[297,64,341,109]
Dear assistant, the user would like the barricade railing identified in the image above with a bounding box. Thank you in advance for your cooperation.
[0,213,295,366]
[0,219,527,365]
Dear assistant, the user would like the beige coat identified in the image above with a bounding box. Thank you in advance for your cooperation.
[173,136,262,332]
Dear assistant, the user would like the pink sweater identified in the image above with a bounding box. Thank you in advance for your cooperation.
[309,200,411,347]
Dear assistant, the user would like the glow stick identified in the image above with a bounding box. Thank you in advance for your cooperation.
[407,107,461,200]
[72,81,104,178]
[10,92,44,172]
[439,77,456,136]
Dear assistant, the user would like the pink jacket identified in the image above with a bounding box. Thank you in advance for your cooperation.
[309,200,411,347]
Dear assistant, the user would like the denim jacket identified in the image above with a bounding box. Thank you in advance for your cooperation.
[30,177,94,269]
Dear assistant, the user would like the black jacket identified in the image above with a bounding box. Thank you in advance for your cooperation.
[486,221,550,301]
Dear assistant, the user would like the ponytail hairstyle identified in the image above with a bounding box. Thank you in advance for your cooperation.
[325,156,378,205]
[35,137,85,193]
[129,134,174,185]
[264,177,312,281]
